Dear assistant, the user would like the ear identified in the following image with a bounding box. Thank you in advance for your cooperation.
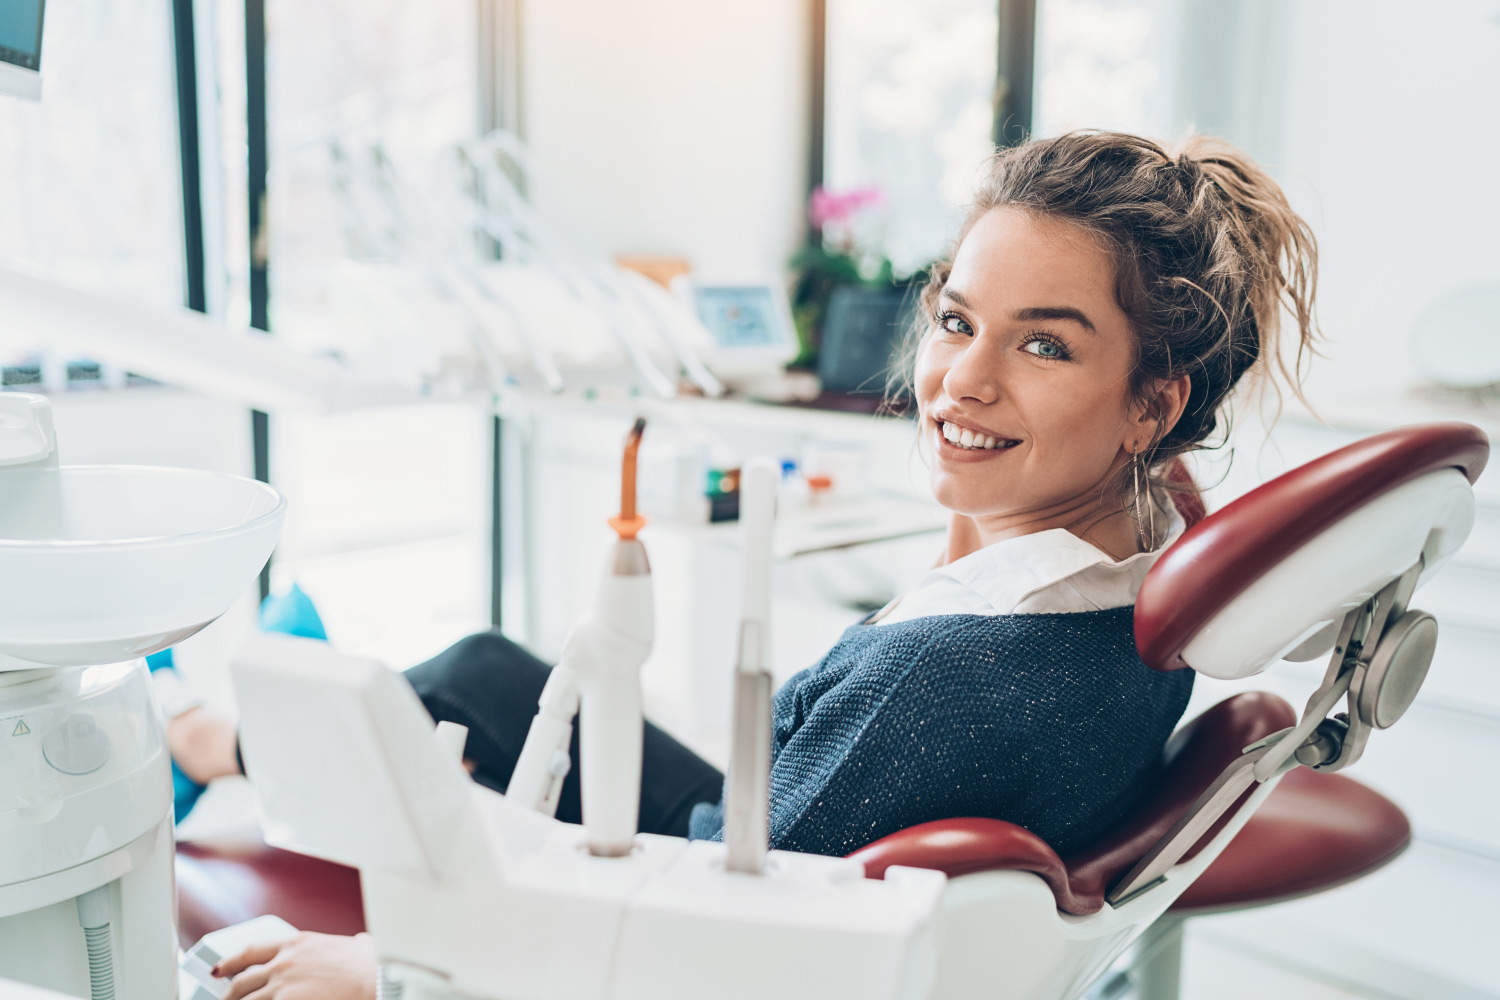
[1129,374,1192,452]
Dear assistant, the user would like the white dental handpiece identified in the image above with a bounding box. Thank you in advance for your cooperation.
[507,418,651,835]
[575,417,653,856]
[725,458,778,875]
[574,539,652,856]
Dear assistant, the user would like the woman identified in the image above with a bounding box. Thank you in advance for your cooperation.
[205,129,1317,998]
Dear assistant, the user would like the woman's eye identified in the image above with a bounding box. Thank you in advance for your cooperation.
[1022,335,1070,360]
[937,312,973,336]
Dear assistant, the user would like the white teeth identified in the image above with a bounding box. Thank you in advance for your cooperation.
[941,422,1009,450]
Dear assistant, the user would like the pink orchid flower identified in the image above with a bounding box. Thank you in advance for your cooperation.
[809,185,883,229]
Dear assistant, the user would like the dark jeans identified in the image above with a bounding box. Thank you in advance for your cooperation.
[404,630,724,838]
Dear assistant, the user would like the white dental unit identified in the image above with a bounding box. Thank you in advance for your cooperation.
[232,422,947,999]
[0,392,283,997]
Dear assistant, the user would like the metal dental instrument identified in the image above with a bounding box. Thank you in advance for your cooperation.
[724,458,779,874]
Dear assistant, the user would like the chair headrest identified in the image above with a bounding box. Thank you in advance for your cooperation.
[1136,422,1489,678]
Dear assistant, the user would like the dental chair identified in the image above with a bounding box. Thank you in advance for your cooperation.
[174,421,1487,1000]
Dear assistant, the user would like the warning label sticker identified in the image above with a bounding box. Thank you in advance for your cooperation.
[11,719,30,737]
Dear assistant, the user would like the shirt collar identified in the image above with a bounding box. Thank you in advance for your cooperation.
[923,490,1187,615]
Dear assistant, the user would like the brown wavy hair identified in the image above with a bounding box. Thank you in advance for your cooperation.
[893,129,1319,483]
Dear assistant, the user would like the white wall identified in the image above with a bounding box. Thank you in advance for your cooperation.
[1035,0,1500,409]
[521,0,812,279]
[1267,0,1500,408]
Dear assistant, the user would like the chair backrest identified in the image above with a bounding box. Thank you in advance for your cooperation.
[852,691,1294,914]
[1136,422,1487,678]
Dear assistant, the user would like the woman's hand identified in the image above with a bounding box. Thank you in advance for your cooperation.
[215,931,377,1000]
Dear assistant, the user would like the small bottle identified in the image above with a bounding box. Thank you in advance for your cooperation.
[778,459,810,509]
[805,474,834,505]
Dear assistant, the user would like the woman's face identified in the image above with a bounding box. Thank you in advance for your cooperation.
[915,207,1148,525]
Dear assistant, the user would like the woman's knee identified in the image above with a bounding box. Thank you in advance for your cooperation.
[405,630,551,708]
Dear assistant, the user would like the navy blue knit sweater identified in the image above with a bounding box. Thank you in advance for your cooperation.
[688,607,1192,857]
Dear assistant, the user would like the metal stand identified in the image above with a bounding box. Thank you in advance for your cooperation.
[1087,917,1185,1000]
[1130,917,1185,1000]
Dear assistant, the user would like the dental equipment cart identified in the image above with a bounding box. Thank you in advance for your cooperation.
[0,392,284,998]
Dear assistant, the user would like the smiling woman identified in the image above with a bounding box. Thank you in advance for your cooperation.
[899,130,1318,565]
[196,128,1323,1000]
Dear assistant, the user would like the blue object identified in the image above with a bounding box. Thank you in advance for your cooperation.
[146,647,207,820]
[689,608,1193,857]
[259,582,328,641]
[156,584,327,822]
[169,759,207,822]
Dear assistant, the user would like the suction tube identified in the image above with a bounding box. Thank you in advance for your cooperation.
[75,884,115,1000]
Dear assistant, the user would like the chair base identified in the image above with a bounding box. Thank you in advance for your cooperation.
[1087,918,1184,1000]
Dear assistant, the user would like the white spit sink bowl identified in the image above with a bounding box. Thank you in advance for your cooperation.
[0,466,285,668]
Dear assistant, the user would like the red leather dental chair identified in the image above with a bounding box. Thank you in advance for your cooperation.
[176,422,1488,1000]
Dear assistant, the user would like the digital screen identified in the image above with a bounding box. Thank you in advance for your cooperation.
[693,286,784,349]
[0,0,45,70]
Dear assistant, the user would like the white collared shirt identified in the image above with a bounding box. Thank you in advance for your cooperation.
[873,492,1186,624]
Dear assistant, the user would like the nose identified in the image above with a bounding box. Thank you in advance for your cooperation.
[942,334,1006,406]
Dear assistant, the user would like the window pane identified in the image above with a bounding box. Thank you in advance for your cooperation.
[0,0,185,379]
[212,0,489,664]
[824,0,999,275]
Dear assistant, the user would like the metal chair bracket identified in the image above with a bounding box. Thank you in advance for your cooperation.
[1107,561,1429,907]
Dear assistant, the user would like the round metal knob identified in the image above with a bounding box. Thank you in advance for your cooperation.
[1357,610,1438,730]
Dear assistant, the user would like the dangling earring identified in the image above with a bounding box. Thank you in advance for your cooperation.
[1131,448,1155,551]
[1131,450,1145,545]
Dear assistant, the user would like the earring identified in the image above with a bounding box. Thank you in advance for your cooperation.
[1131,448,1156,551]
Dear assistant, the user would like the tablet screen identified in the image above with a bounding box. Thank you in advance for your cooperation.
[0,1,45,71]
[693,286,785,349]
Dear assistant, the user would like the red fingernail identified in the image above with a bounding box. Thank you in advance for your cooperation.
[211,964,221,976]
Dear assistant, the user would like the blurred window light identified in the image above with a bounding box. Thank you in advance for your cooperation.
[207,0,492,666]
[213,0,478,346]
[1034,0,1161,137]
[0,0,185,385]
[823,0,1000,276]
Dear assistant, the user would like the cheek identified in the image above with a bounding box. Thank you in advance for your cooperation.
[1023,382,1134,467]
[912,340,945,405]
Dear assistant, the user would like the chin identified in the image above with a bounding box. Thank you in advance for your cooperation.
[930,477,1013,518]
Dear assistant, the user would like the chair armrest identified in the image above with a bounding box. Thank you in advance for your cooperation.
[176,838,365,949]
[850,817,1086,912]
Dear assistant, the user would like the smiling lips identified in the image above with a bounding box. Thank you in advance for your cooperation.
[938,420,1020,453]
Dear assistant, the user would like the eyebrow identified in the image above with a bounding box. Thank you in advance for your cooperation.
[941,288,1097,334]
[1015,306,1097,333]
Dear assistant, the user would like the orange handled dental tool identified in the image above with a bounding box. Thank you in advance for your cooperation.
[608,418,648,540]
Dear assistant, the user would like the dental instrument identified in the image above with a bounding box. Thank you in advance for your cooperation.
[0,392,284,998]
[575,417,652,855]
[508,418,653,848]
[724,458,777,874]
[461,131,726,398]
[367,144,570,397]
